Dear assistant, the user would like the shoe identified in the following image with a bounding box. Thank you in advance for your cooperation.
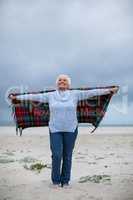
[49,183,61,189]
[62,183,72,189]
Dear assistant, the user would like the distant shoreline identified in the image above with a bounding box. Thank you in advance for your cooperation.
[0,124,133,127]
[0,126,133,136]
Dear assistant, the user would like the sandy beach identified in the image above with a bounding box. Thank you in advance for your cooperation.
[0,126,133,200]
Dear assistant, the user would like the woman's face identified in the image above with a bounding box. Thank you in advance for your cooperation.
[57,77,69,90]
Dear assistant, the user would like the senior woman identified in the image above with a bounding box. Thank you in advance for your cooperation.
[9,74,118,188]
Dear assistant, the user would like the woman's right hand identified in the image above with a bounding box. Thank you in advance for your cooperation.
[8,94,16,100]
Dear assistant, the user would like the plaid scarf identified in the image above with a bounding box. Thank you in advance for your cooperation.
[10,86,118,136]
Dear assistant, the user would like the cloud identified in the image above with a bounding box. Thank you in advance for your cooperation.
[0,0,133,124]
[101,101,133,125]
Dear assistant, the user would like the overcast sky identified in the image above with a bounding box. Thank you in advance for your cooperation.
[0,0,133,125]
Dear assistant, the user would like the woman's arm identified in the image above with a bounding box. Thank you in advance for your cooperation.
[74,87,118,101]
[9,93,49,103]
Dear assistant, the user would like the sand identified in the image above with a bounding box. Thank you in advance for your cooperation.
[0,126,133,200]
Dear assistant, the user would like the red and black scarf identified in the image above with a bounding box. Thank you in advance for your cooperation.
[9,86,118,136]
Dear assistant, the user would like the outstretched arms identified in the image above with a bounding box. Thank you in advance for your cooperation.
[74,87,118,101]
[9,92,49,103]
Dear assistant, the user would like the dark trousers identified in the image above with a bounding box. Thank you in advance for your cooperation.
[49,126,78,185]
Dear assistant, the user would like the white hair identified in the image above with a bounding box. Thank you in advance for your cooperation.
[56,74,71,87]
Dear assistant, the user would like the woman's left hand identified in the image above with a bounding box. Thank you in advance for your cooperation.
[110,87,119,94]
